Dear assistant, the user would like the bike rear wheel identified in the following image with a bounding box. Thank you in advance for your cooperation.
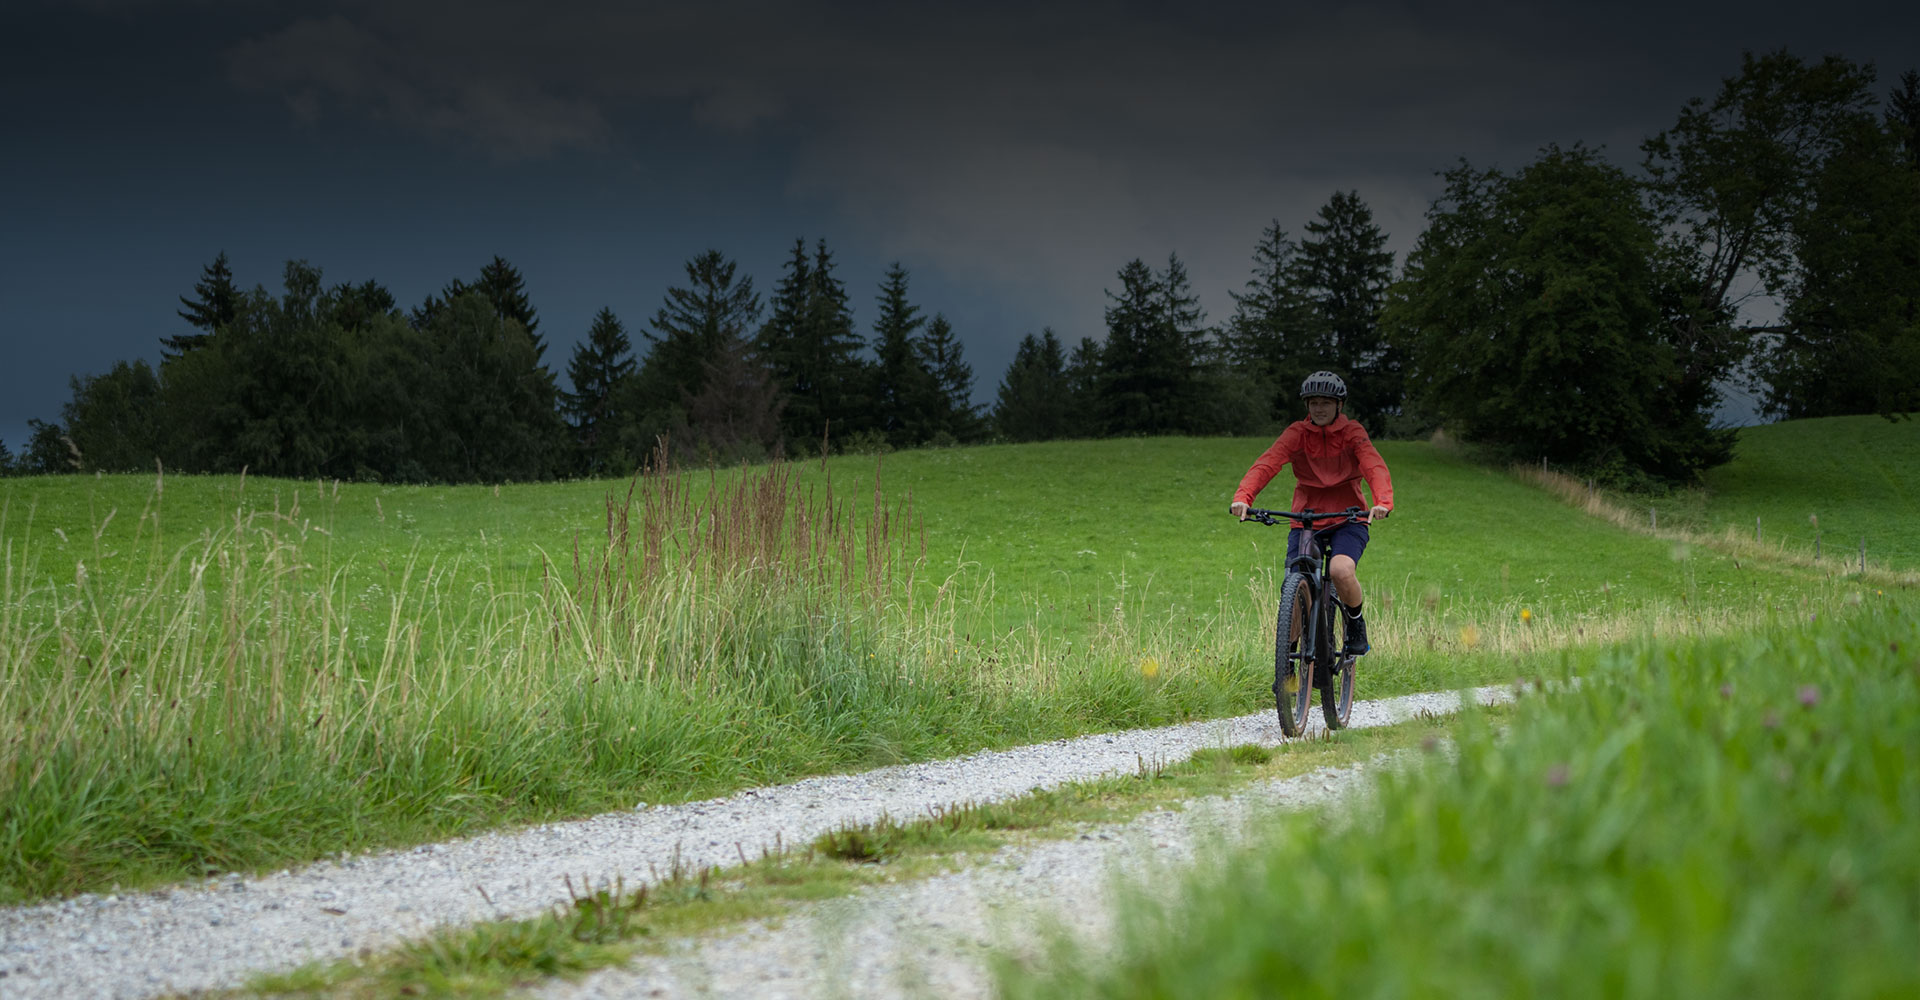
[1273,572,1315,737]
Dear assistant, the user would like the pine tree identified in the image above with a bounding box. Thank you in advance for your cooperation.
[871,263,940,447]
[562,307,638,473]
[1063,336,1102,438]
[919,313,984,442]
[166,251,239,358]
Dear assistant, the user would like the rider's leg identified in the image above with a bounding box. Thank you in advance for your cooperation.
[1327,523,1373,654]
[1329,555,1362,606]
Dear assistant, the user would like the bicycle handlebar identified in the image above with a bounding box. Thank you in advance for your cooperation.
[1242,506,1371,527]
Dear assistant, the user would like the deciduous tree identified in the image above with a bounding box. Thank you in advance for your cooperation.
[1389,146,1732,482]
[1641,50,1881,416]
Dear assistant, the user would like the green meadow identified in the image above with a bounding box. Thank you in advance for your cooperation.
[0,432,1887,903]
[1697,414,1919,569]
[994,604,1920,1000]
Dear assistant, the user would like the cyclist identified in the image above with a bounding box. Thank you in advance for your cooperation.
[1228,371,1394,655]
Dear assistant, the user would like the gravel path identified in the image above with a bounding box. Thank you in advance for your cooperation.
[540,758,1391,1000]
[0,686,1507,999]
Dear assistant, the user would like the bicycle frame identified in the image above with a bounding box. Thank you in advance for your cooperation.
[1245,506,1366,734]
[1284,528,1338,675]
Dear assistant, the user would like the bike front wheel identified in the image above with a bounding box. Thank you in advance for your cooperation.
[1273,572,1315,737]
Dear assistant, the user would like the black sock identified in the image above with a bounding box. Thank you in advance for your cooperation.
[1344,602,1364,620]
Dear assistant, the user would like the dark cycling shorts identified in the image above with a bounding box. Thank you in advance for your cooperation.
[1287,523,1369,568]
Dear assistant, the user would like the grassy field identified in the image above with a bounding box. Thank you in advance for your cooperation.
[0,434,1887,903]
[994,601,1920,999]
[1641,414,1918,570]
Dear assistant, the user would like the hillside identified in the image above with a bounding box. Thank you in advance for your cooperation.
[1698,414,1918,569]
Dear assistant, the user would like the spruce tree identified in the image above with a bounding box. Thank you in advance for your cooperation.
[1294,191,1398,423]
[562,307,638,474]
[638,250,763,409]
[166,251,239,357]
[757,238,870,452]
[0,438,12,477]
[872,263,939,447]
[919,313,984,442]
[1096,255,1209,436]
[993,330,1071,442]
[412,256,542,355]
[474,256,542,357]
[682,327,784,464]
[1225,221,1313,418]
[756,239,814,450]
[1063,336,1103,438]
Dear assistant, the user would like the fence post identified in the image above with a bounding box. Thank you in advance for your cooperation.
[1756,516,1762,543]
[1651,507,1657,530]
[1861,537,1867,574]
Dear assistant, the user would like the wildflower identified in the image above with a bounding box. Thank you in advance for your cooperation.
[1520,608,1532,623]
[1140,657,1160,679]
[1546,763,1570,788]
[1718,683,1733,699]
[1797,685,1820,708]
[1458,626,1481,650]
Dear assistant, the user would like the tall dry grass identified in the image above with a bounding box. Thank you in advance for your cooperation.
[0,455,1255,902]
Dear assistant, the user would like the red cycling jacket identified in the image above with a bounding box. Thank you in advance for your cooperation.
[1233,415,1394,529]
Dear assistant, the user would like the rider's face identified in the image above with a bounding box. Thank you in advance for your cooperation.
[1305,397,1339,426]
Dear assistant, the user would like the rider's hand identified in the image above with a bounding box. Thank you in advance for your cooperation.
[1369,505,1390,522]
[1230,501,1250,521]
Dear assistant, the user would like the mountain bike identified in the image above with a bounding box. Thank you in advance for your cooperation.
[1243,506,1371,737]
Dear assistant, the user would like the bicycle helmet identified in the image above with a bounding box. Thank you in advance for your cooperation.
[1300,371,1347,400]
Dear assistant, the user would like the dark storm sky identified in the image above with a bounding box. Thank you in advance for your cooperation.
[3,0,1915,451]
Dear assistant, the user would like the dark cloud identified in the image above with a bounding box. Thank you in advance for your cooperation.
[213,1,1917,338]
[2,1,1914,447]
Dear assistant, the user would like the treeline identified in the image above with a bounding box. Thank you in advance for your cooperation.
[4,51,1915,486]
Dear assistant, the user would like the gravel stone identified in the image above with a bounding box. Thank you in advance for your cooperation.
[0,686,1506,999]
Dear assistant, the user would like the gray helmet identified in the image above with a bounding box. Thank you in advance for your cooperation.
[1300,370,1347,400]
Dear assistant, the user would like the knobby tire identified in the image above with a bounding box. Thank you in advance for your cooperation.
[1273,572,1315,737]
